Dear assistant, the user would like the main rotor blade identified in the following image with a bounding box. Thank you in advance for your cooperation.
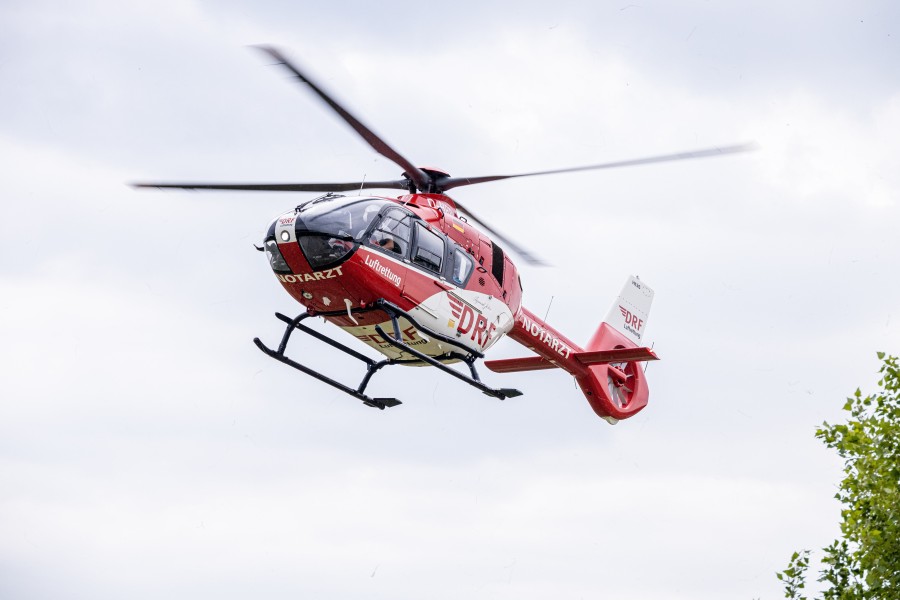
[254,45,432,193]
[452,199,547,267]
[130,179,410,192]
[436,142,758,191]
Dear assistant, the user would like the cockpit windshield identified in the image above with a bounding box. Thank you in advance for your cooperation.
[293,196,393,269]
[296,197,392,241]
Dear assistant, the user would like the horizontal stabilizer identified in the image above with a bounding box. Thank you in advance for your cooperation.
[574,347,659,366]
[485,347,657,374]
[484,356,557,373]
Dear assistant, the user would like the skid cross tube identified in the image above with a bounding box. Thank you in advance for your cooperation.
[371,299,521,399]
[373,324,522,400]
[253,299,522,410]
[369,299,521,399]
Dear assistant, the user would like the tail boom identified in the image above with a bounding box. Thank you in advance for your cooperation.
[484,277,656,422]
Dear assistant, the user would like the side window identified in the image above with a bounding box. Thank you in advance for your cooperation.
[451,249,474,286]
[413,223,445,273]
[369,209,412,257]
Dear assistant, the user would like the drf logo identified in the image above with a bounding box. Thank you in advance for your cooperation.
[448,295,496,348]
[619,306,644,331]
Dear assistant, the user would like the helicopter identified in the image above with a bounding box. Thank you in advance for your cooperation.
[134,46,753,424]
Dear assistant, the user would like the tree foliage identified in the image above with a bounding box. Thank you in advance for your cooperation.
[779,353,900,599]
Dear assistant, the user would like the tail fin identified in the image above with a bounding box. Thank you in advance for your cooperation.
[588,275,654,350]
[578,276,656,423]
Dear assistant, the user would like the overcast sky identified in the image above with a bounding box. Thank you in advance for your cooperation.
[2,1,899,598]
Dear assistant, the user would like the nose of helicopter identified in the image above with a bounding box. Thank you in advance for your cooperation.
[259,208,364,311]
[263,195,400,274]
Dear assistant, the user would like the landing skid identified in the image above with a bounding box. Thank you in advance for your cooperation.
[253,299,522,410]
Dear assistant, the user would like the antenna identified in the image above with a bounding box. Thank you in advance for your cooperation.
[543,296,555,322]
[358,174,367,196]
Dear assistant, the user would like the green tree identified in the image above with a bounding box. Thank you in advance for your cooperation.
[779,353,900,599]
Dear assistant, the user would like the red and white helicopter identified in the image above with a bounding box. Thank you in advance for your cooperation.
[135,47,752,423]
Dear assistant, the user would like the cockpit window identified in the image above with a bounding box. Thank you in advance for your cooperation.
[368,208,412,257]
[296,197,392,241]
[298,235,356,269]
[294,197,392,269]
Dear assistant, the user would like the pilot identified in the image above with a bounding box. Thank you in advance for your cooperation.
[376,236,401,254]
[358,204,382,238]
